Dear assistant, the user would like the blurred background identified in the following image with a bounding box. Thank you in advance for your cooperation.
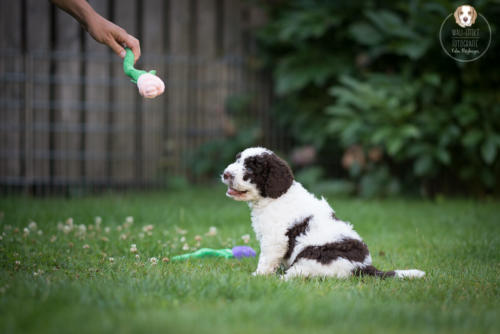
[0,0,499,197]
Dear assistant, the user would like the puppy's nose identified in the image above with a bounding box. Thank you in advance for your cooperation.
[223,172,233,180]
[463,17,468,21]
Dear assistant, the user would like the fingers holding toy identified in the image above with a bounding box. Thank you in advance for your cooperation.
[115,32,141,63]
[86,15,141,63]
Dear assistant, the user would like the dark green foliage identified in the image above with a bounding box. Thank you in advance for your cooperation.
[257,0,500,196]
[187,94,261,180]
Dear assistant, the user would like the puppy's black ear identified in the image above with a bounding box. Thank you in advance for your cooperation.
[244,153,294,198]
[264,154,294,198]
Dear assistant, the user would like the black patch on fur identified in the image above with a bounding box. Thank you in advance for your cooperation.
[243,153,294,198]
[352,265,395,278]
[293,238,369,265]
[331,212,338,220]
[235,152,241,160]
[284,216,312,260]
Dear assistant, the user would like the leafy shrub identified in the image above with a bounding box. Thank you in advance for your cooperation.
[257,0,500,196]
[187,94,261,180]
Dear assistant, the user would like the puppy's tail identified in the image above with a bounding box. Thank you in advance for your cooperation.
[354,265,425,279]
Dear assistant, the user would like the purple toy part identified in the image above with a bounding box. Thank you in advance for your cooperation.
[231,246,256,259]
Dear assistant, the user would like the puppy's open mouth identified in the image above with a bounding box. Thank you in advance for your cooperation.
[227,186,248,197]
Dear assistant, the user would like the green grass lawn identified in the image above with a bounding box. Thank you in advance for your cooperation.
[0,186,499,334]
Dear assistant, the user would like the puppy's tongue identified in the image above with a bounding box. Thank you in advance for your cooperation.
[227,187,246,196]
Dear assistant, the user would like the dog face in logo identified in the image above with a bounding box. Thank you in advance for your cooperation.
[454,5,477,28]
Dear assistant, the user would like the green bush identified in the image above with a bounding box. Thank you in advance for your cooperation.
[187,94,261,180]
[258,0,500,196]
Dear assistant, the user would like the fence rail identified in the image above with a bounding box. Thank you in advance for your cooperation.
[0,0,283,194]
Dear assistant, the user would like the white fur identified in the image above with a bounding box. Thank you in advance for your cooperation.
[222,147,425,280]
[395,269,426,279]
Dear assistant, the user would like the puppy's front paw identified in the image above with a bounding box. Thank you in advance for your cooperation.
[253,266,275,276]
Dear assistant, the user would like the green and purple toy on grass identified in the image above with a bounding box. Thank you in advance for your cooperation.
[171,246,256,262]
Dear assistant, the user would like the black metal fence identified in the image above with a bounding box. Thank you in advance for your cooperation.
[0,50,282,194]
[0,0,285,194]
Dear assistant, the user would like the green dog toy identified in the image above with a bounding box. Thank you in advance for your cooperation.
[171,246,256,262]
[123,48,165,98]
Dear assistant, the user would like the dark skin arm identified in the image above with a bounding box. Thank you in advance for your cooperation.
[51,0,141,62]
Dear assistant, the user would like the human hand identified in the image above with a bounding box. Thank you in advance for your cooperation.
[85,14,141,63]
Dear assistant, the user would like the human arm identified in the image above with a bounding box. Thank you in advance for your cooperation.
[50,0,141,62]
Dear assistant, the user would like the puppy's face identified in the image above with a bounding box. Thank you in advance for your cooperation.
[221,147,294,202]
[455,5,477,27]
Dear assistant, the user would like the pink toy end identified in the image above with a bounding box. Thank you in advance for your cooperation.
[137,73,165,99]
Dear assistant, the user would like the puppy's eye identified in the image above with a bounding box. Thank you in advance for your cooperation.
[460,11,463,14]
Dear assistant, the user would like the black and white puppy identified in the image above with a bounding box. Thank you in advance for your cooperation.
[222,147,425,279]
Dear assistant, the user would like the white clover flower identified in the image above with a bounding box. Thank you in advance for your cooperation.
[206,226,217,236]
[50,235,57,243]
[138,232,145,239]
[95,216,102,226]
[182,243,189,251]
[116,226,122,232]
[176,227,187,235]
[108,257,114,263]
[37,230,43,236]
[23,228,30,236]
[63,225,72,234]
[104,227,111,233]
[57,222,64,231]
[130,244,138,253]
[126,216,134,224]
[15,260,20,265]
[66,218,74,227]
[180,236,186,243]
[241,234,251,244]
[162,257,169,263]
[78,224,87,233]
[83,244,90,249]
[149,257,158,265]
[28,221,37,231]
[194,235,202,242]
[0,236,3,241]
[120,234,127,240]
[33,269,43,277]
[135,254,140,259]
[142,225,154,232]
